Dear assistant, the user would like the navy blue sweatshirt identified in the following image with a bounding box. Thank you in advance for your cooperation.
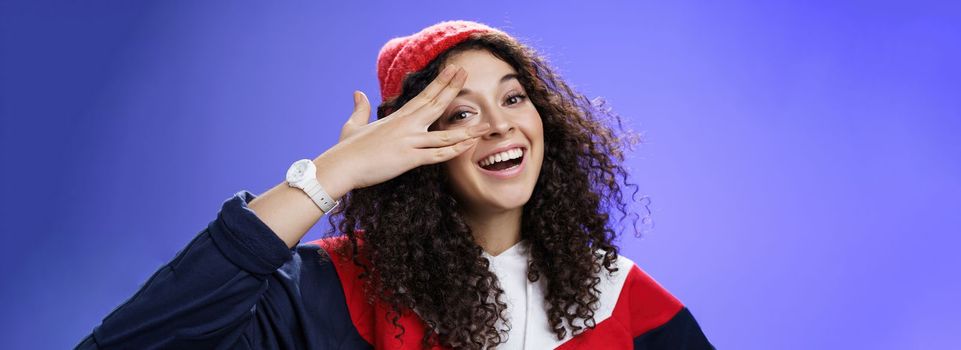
[75,190,714,349]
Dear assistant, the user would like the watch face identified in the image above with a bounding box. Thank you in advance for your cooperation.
[286,159,312,182]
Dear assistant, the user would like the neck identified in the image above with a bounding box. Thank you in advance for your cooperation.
[461,205,523,257]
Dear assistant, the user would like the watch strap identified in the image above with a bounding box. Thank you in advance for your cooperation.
[301,178,339,213]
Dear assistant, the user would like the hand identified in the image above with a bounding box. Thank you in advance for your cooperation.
[318,64,489,192]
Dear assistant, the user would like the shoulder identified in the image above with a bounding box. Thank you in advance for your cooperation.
[560,251,714,348]
[588,250,683,327]
[290,234,363,306]
[296,234,361,274]
[576,248,684,332]
[298,235,440,349]
[607,253,716,348]
[606,253,686,334]
[297,235,362,294]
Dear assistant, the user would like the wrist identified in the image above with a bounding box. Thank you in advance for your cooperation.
[312,152,352,201]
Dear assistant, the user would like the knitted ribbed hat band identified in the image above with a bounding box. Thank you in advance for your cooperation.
[376,20,510,103]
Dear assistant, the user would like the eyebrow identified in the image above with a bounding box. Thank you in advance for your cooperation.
[456,73,520,98]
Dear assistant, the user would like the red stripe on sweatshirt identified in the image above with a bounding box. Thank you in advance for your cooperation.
[556,264,684,349]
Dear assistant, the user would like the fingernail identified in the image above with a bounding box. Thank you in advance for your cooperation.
[443,64,456,77]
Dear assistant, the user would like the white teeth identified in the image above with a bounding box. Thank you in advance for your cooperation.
[479,147,523,167]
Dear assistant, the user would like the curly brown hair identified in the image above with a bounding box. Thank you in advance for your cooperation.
[323,31,649,349]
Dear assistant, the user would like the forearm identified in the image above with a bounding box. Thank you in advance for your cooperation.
[248,152,353,249]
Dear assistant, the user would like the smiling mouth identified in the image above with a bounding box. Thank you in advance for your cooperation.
[477,148,525,172]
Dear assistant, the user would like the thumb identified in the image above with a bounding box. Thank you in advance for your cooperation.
[349,90,371,125]
[341,91,371,142]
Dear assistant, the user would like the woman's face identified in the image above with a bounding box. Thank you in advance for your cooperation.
[431,49,544,215]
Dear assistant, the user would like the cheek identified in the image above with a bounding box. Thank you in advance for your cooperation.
[442,153,479,199]
[443,149,475,178]
[522,113,545,145]
[526,116,545,167]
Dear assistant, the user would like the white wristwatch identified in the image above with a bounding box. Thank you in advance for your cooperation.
[286,159,340,213]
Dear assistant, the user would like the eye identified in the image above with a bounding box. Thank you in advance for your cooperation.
[447,110,474,122]
[446,92,528,123]
[505,92,527,105]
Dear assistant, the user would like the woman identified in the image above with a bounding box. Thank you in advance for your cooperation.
[76,20,714,349]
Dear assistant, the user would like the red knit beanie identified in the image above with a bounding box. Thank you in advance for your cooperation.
[376,20,510,103]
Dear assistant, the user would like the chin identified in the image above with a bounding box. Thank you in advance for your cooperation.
[449,178,537,214]
[483,190,534,211]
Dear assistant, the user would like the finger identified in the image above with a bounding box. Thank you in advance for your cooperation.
[413,123,490,148]
[419,64,460,104]
[389,64,460,118]
[417,137,478,165]
[416,67,467,127]
[340,91,371,141]
[349,91,371,124]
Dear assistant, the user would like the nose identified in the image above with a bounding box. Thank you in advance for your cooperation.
[482,108,514,139]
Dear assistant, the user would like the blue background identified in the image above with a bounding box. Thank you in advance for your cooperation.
[2,1,959,348]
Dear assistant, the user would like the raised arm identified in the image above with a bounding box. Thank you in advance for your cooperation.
[75,64,488,349]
